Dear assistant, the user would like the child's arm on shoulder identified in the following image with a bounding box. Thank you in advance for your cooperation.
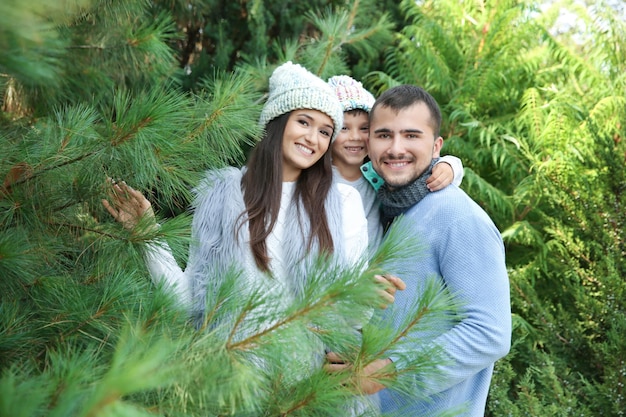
[428,155,464,191]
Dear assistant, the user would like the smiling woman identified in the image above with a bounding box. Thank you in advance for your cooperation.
[281,109,334,182]
[103,60,366,299]
[101,61,374,409]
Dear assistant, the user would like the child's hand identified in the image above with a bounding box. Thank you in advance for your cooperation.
[427,162,454,191]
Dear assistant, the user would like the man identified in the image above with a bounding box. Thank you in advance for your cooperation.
[327,75,464,248]
[359,84,511,416]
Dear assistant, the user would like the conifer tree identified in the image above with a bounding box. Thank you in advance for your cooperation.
[1,1,457,416]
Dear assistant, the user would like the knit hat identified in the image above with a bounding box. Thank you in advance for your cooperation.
[327,75,375,113]
[259,61,344,142]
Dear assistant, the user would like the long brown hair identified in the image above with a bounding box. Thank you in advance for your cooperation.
[240,112,334,271]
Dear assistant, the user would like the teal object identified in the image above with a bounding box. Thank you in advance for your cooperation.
[360,161,384,191]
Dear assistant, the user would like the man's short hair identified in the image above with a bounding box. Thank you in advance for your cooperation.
[371,85,442,137]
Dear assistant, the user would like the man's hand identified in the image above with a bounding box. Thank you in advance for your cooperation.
[325,352,394,395]
[376,274,406,309]
[427,162,454,191]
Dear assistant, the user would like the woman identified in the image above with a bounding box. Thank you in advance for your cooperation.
[103,62,407,416]
[102,61,394,333]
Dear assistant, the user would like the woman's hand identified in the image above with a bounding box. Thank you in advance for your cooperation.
[102,180,156,230]
[427,162,454,191]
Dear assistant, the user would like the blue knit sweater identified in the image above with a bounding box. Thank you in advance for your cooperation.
[377,184,511,416]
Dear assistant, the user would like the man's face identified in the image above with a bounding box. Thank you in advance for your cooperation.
[367,102,443,189]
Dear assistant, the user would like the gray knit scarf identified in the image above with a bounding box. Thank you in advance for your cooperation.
[378,158,439,230]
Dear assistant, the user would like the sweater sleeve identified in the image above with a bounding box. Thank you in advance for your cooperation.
[143,168,240,312]
[386,200,511,397]
[144,241,191,308]
[425,214,511,394]
[436,155,464,187]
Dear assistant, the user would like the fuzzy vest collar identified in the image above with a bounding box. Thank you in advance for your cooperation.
[188,167,348,317]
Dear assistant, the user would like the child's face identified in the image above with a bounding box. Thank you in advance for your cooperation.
[331,111,369,169]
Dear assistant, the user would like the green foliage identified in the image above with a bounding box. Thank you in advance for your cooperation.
[2,0,626,415]
[0,1,461,416]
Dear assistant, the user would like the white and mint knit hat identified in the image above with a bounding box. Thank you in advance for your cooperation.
[259,61,344,142]
[327,75,375,113]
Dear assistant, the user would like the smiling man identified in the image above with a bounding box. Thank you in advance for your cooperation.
[327,75,464,249]
[364,84,512,416]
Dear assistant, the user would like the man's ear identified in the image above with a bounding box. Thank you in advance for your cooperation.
[432,136,444,158]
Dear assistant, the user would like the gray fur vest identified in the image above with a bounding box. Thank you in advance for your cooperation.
[186,167,348,319]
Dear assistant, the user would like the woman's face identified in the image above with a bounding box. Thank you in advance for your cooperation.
[282,109,334,182]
